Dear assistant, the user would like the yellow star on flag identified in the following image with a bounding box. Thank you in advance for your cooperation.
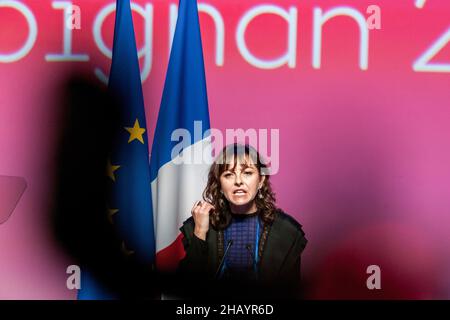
[107,208,119,224]
[125,119,146,144]
[121,241,135,256]
[107,159,120,182]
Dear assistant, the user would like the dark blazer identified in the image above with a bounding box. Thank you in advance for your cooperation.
[176,209,307,299]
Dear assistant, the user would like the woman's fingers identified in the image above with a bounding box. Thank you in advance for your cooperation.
[200,201,215,214]
[191,200,202,213]
[191,200,215,217]
[200,200,209,213]
[191,200,214,239]
[205,202,215,213]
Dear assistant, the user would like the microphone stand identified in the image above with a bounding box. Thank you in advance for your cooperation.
[215,239,233,279]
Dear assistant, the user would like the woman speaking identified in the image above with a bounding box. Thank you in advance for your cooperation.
[177,143,307,298]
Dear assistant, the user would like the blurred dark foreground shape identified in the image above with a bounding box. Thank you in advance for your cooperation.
[51,75,162,299]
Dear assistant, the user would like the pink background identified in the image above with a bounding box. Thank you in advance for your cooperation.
[0,0,449,299]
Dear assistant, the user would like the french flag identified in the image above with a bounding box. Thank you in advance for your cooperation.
[150,0,212,272]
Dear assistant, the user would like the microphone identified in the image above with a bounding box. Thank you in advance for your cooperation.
[245,244,256,263]
[215,239,233,279]
[246,244,259,279]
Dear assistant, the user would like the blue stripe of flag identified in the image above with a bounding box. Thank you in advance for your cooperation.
[150,0,210,181]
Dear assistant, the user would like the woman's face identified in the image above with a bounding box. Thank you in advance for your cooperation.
[219,157,264,214]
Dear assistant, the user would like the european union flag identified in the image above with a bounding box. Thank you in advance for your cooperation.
[78,0,155,299]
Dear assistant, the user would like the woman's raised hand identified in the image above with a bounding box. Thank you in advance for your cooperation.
[191,200,215,241]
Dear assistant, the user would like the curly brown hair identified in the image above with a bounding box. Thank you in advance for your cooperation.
[202,143,277,230]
